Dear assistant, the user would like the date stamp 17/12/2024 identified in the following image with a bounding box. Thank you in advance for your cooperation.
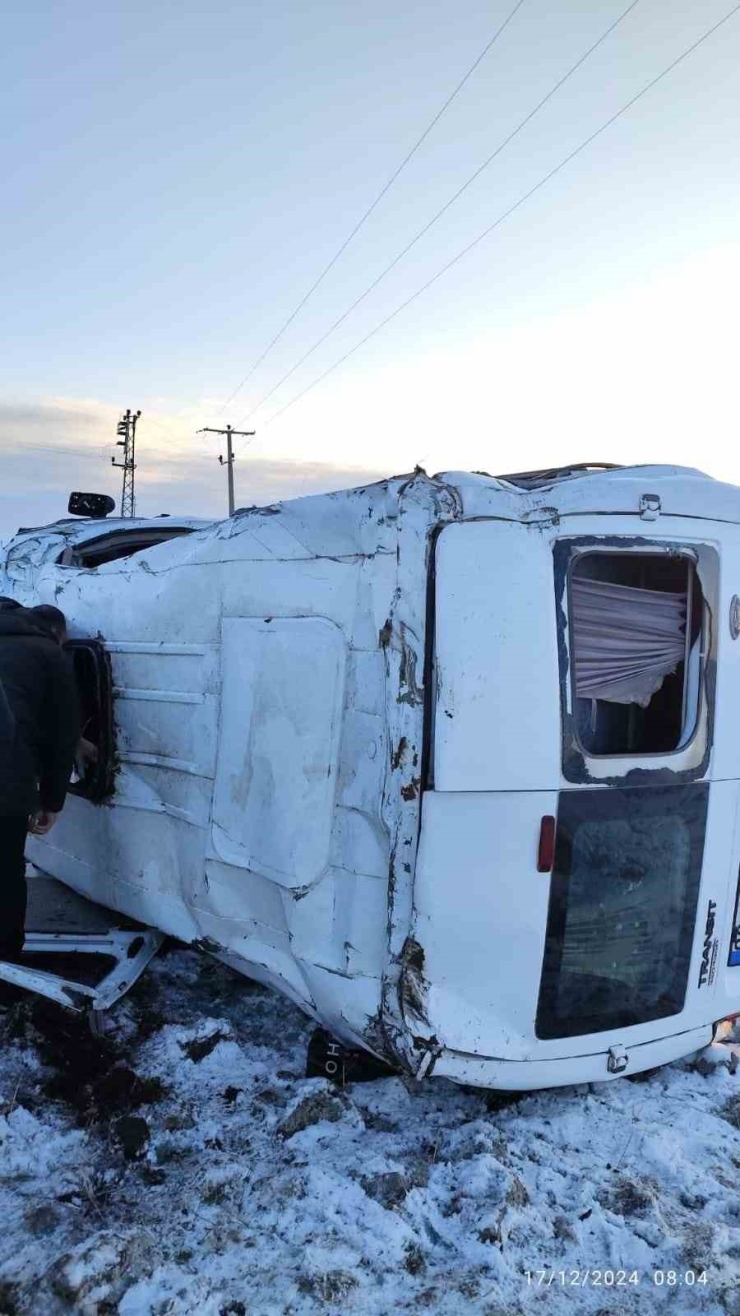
[524,1269,709,1289]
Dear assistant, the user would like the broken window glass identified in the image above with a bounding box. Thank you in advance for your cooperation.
[570,552,703,756]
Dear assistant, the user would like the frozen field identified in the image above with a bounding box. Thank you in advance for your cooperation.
[1,944,739,1316]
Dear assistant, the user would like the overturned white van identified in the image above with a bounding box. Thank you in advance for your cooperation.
[1,463,738,1088]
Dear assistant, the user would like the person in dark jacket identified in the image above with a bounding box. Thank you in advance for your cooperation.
[0,601,79,962]
[0,678,13,744]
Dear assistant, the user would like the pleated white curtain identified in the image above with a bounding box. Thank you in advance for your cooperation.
[571,577,686,708]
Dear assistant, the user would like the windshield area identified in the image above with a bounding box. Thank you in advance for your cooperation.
[537,784,708,1040]
[58,526,195,568]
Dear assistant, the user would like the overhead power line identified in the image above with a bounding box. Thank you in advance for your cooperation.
[14,444,108,459]
[237,0,641,432]
[218,0,527,414]
[260,2,740,432]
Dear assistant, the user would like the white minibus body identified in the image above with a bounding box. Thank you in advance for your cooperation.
[1,464,738,1087]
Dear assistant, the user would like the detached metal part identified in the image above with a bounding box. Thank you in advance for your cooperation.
[0,929,163,1013]
[0,870,163,1022]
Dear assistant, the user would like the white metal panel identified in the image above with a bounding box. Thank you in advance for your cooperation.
[433,520,561,791]
[412,790,557,1058]
[414,788,725,1063]
[211,617,347,888]
[445,464,740,527]
[431,1023,713,1090]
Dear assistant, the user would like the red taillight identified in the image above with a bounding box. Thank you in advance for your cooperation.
[537,815,556,873]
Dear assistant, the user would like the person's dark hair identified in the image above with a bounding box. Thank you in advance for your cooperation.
[29,604,67,642]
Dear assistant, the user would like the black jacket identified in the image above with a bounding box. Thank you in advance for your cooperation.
[0,609,79,816]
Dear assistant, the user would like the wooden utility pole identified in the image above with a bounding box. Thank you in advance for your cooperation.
[198,425,255,516]
[111,409,141,518]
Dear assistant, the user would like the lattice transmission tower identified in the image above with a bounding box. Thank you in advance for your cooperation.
[111,409,141,518]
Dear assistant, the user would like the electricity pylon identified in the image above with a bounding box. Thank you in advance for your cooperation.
[111,409,141,518]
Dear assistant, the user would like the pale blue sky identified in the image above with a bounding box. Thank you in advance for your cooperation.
[1,0,739,533]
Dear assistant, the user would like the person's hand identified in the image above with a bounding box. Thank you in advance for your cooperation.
[77,737,98,766]
[29,810,59,836]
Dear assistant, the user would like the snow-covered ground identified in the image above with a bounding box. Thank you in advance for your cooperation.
[1,945,740,1316]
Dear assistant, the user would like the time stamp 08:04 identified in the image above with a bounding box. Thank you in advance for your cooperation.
[525,1269,709,1288]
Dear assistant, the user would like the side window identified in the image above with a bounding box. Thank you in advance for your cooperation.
[65,640,115,801]
[568,551,704,758]
[59,527,194,568]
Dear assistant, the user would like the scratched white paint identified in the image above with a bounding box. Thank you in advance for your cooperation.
[2,466,740,1088]
[212,616,346,885]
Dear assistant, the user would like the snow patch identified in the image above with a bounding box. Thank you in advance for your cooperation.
[0,949,738,1313]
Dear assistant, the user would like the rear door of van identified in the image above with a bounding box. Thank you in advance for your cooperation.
[411,517,736,1074]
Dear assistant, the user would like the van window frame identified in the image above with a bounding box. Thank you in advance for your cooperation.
[58,526,195,569]
[566,546,705,763]
[65,639,116,802]
[554,535,717,787]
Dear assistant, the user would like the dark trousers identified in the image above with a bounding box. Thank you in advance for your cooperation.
[0,815,28,962]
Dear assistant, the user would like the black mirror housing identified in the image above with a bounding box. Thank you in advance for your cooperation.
[68,492,116,519]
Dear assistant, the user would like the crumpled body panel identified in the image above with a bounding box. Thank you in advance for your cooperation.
[3,462,739,1083]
